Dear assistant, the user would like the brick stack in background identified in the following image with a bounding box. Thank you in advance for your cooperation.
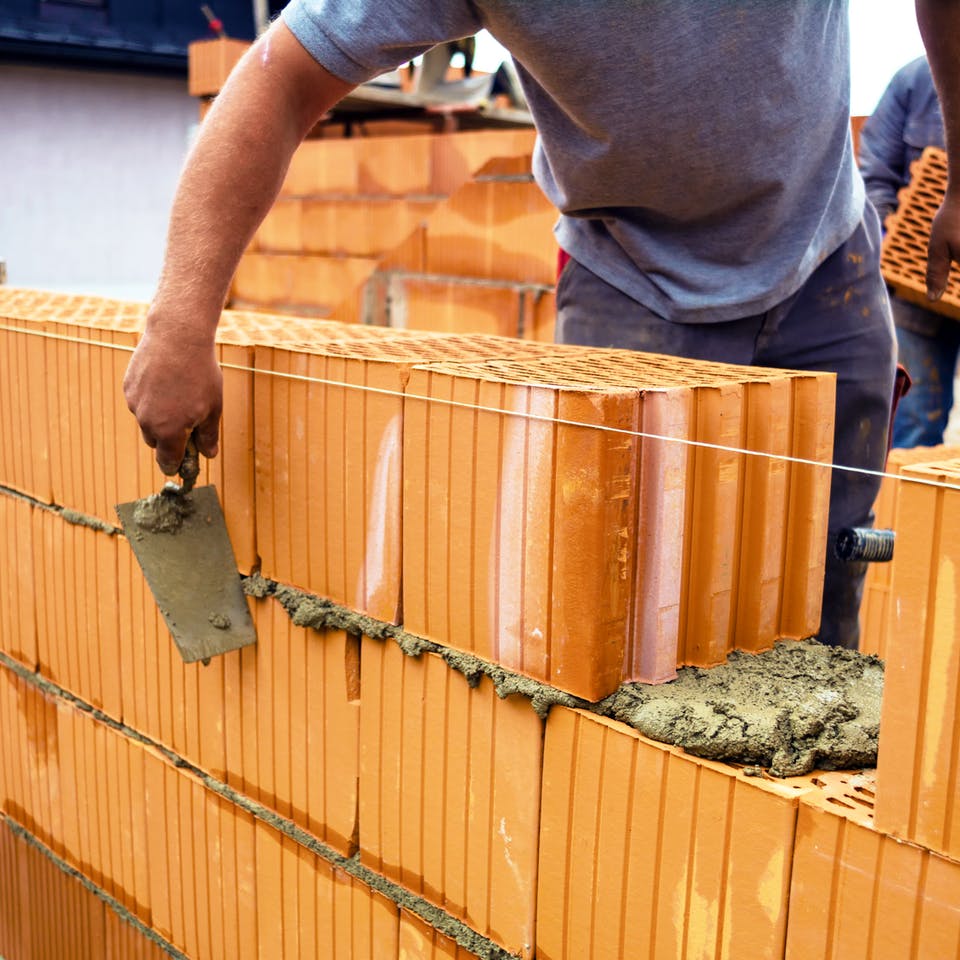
[355,155,559,341]
[230,131,544,328]
[188,37,251,103]
[1,287,960,958]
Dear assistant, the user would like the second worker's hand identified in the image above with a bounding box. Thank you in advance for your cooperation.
[926,191,960,302]
[123,314,223,476]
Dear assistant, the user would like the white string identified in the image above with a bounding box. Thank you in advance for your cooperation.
[2,319,959,494]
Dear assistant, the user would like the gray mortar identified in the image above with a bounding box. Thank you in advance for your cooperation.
[58,507,119,536]
[243,576,883,773]
[0,484,120,536]
[242,574,586,718]
[131,489,193,534]
[600,641,883,777]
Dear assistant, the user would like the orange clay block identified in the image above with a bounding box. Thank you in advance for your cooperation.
[522,287,556,343]
[859,444,960,658]
[0,291,256,564]
[359,640,543,959]
[187,37,250,97]
[295,198,438,258]
[786,785,960,959]
[0,315,54,503]
[237,600,360,853]
[677,382,744,666]
[881,146,960,319]
[254,334,555,619]
[732,378,792,652]
[28,508,122,714]
[280,129,533,198]
[428,129,538,195]
[16,677,266,960]
[252,199,304,254]
[779,372,836,640]
[231,252,379,316]
[403,364,637,700]
[0,817,173,960]
[254,343,406,621]
[253,821,399,960]
[422,170,558,286]
[875,458,960,860]
[0,493,37,669]
[537,707,806,960]
[387,276,526,337]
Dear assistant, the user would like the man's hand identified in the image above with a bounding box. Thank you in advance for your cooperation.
[926,191,960,300]
[123,319,223,475]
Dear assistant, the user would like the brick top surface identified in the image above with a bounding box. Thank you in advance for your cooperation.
[902,457,960,484]
[258,331,562,362]
[881,147,960,319]
[0,288,146,332]
[414,349,816,391]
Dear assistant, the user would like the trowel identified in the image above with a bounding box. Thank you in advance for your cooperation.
[115,437,257,663]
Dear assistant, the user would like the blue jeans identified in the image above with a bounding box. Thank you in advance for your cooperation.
[555,209,896,650]
[890,296,960,448]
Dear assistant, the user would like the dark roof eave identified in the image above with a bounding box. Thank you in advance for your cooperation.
[0,36,189,74]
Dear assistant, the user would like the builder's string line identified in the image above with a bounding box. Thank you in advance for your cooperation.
[2,320,958,494]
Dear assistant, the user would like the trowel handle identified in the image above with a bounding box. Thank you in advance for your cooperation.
[178,434,201,494]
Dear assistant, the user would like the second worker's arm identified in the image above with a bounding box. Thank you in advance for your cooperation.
[124,19,354,474]
[916,0,960,299]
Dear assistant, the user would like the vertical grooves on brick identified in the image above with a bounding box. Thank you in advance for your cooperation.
[712,776,736,960]
[678,764,700,958]
[422,383,432,636]
[361,360,371,608]
[587,725,608,957]
[910,491,943,836]
[544,391,559,686]
[491,382,505,665]
[518,387,531,676]
[824,816,846,960]
[908,853,930,959]
[558,713,580,960]
[857,832,882,958]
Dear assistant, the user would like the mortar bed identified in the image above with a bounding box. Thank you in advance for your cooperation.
[243,574,882,778]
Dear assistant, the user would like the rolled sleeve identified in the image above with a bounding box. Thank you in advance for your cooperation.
[282,0,482,85]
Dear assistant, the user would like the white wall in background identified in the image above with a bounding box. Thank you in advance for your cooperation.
[849,0,926,116]
[0,63,196,300]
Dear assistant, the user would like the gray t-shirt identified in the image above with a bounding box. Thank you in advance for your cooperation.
[283,0,863,324]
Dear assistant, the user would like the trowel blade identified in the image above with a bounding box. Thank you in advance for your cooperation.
[115,484,257,663]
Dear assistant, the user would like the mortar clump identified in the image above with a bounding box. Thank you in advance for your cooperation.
[600,640,882,777]
[132,489,194,534]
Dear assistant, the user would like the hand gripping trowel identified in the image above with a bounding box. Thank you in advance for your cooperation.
[115,437,257,663]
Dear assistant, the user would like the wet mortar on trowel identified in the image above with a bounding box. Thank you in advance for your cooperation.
[131,485,194,536]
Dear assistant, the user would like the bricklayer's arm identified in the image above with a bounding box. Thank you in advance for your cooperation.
[123,20,354,475]
[916,0,960,298]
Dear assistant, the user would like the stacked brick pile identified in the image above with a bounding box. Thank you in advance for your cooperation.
[231,131,547,332]
[0,288,959,958]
